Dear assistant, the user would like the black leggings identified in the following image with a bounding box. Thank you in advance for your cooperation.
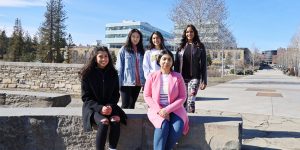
[120,86,141,109]
[93,112,120,150]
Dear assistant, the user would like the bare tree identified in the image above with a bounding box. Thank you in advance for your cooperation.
[288,29,300,76]
[170,0,235,49]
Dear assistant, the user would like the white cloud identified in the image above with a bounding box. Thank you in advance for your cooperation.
[0,0,47,7]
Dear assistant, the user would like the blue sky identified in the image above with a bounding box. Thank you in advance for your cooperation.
[1,0,300,51]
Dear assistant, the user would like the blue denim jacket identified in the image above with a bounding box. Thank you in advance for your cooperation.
[116,46,145,86]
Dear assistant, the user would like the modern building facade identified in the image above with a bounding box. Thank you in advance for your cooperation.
[104,20,174,50]
[209,48,251,68]
[262,50,277,64]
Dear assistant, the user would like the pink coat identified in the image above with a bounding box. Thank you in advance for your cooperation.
[143,71,189,135]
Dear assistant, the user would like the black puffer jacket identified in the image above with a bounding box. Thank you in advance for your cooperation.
[81,66,127,132]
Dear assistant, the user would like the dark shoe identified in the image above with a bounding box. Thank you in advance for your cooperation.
[187,101,195,113]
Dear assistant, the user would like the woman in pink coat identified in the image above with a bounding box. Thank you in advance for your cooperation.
[143,50,189,150]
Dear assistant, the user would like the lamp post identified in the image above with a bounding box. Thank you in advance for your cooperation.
[221,44,224,78]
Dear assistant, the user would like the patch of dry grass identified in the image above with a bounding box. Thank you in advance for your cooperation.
[208,75,243,87]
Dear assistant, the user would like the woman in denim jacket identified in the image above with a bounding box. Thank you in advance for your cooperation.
[116,29,145,109]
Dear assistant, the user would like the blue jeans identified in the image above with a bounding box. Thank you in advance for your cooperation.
[154,113,184,150]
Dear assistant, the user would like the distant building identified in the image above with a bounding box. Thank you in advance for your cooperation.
[209,48,251,68]
[262,50,277,64]
[104,20,174,50]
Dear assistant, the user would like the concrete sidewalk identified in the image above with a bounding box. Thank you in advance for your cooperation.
[196,69,300,149]
[196,69,300,118]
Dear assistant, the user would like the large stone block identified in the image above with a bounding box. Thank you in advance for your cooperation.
[0,90,71,107]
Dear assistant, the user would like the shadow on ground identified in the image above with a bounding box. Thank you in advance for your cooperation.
[196,97,229,101]
[189,115,242,123]
[243,128,300,139]
[242,145,280,150]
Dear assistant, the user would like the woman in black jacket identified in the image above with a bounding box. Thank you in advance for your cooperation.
[174,24,207,113]
[80,46,126,150]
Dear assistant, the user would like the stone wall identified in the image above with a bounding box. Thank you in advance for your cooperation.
[0,108,243,150]
[0,62,83,96]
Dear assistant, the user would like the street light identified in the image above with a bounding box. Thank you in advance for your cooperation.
[221,44,224,78]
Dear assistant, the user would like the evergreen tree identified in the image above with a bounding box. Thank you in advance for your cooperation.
[20,32,36,61]
[207,53,212,66]
[53,0,67,63]
[0,30,9,59]
[7,18,24,62]
[38,0,67,63]
[65,33,74,63]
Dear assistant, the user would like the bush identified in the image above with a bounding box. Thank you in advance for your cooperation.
[236,70,244,75]
[245,70,253,75]
[207,69,221,77]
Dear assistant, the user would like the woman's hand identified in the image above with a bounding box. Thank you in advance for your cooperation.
[158,108,169,120]
[200,83,207,90]
[101,105,112,115]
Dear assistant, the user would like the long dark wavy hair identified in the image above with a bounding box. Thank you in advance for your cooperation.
[178,24,204,51]
[124,28,144,55]
[79,46,116,79]
[147,31,166,50]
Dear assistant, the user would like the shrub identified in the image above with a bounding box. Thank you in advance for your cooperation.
[245,70,253,75]
[236,70,244,75]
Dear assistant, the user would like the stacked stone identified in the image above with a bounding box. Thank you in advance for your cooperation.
[0,62,83,96]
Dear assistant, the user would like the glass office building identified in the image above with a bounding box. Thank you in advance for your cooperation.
[104,20,174,50]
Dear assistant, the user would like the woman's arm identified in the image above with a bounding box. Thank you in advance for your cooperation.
[143,51,151,77]
[200,47,207,85]
[110,72,121,105]
[116,47,125,87]
[81,77,103,113]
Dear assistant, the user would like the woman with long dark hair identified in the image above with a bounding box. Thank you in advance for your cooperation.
[174,24,207,113]
[116,28,145,109]
[143,31,167,77]
[81,46,127,150]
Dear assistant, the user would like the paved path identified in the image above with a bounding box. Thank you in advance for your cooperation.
[196,69,300,149]
[197,69,300,118]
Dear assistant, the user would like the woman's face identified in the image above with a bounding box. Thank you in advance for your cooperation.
[152,34,162,49]
[131,32,140,46]
[186,27,195,43]
[96,51,109,69]
[159,54,173,71]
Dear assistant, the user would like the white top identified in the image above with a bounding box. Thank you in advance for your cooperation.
[159,74,169,108]
[143,49,161,78]
[178,50,184,73]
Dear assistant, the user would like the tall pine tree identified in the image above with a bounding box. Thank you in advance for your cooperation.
[38,0,67,63]
[7,18,24,62]
[0,30,9,59]
[20,32,36,61]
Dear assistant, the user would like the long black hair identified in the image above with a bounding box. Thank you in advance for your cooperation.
[147,31,166,50]
[80,46,116,79]
[124,28,144,55]
[178,24,204,51]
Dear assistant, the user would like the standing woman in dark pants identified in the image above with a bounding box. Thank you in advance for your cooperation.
[81,46,127,150]
[116,29,145,109]
[174,24,207,113]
